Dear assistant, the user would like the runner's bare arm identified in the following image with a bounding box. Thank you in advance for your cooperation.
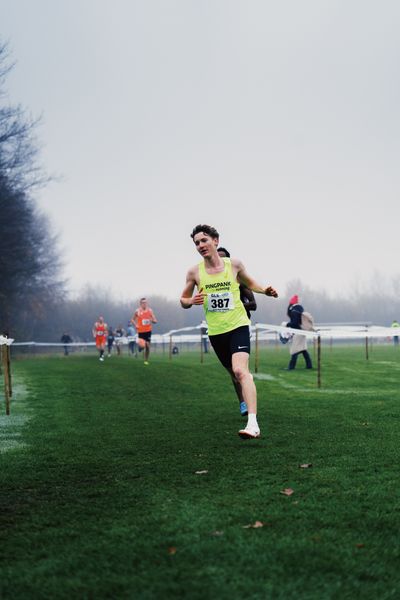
[233,258,278,298]
[151,310,157,324]
[180,267,205,308]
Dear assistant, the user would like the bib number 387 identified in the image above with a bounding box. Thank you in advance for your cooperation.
[208,292,234,312]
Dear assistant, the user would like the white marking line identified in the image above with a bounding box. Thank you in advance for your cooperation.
[254,372,397,396]
[0,377,31,453]
[277,380,396,395]
[253,373,276,381]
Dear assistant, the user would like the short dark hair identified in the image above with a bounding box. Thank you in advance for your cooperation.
[217,247,230,257]
[190,224,219,240]
[140,297,147,302]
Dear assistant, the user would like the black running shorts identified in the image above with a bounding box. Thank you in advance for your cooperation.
[209,325,250,370]
[138,331,152,342]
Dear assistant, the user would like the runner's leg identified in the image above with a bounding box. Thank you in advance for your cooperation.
[231,352,256,414]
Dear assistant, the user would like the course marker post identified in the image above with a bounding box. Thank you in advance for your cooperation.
[1,345,11,415]
[200,328,204,364]
[6,344,12,397]
[317,335,321,389]
[169,335,172,360]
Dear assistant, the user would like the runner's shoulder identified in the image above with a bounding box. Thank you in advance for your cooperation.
[230,257,245,271]
[187,263,200,280]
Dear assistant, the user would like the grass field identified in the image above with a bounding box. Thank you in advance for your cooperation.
[1,345,400,599]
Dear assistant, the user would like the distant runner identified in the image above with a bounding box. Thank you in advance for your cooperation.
[180,224,278,439]
[92,316,108,362]
[132,298,157,365]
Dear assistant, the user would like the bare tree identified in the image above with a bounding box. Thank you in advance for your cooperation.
[0,42,64,336]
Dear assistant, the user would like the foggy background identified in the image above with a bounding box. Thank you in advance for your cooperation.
[1,1,400,339]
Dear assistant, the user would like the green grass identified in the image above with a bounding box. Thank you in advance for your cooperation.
[1,345,400,599]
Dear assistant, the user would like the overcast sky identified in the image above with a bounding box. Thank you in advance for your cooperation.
[2,1,400,302]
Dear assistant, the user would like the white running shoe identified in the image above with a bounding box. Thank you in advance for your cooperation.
[238,427,260,439]
[99,357,104,362]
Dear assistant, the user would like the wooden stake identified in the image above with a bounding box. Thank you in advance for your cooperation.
[6,345,12,397]
[169,335,172,360]
[200,328,204,364]
[365,336,369,360]
[1,345,11,415]
[317,335,321,389]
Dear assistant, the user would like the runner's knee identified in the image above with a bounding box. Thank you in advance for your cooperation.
[232,365,249,382]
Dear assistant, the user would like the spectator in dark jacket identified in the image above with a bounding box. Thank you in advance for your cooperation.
[61,332,72,356]
[286,295,313,370]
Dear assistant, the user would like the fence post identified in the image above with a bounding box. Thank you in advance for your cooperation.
[317,335,321,389]
[169,335,172,360]
[1,345,11,415]
[6,344,12,397]
[200,328,204,364]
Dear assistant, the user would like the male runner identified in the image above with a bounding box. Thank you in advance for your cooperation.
[92,316,108,362]
[180,224,278,439]
[132,298,157,365]
[217,246,257,417]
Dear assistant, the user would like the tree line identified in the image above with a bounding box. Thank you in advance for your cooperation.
[23,279,400,343]
[0,43,64,339]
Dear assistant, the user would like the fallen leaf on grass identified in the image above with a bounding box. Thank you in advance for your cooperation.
[167,547,177,555]
[280,488,294,496]
[195,470,208,475]
[311,535,321,543]
[211,530,224,537]
[242,520,265,529]
[299,463,313,469]
[356,543,365,549]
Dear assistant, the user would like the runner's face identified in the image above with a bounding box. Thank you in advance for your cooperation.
[193,232,218,258]
[140,300,147,309]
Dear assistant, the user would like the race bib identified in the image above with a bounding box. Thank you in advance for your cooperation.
[207,292,234,312]
[142,319,151,326]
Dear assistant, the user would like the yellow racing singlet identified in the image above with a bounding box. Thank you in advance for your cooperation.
[199,258,250,336]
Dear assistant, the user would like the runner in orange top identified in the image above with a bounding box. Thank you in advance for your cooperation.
[132,298,157,365]
[92,316,108,362]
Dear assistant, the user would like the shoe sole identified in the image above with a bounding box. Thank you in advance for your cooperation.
[238,430,260,439]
